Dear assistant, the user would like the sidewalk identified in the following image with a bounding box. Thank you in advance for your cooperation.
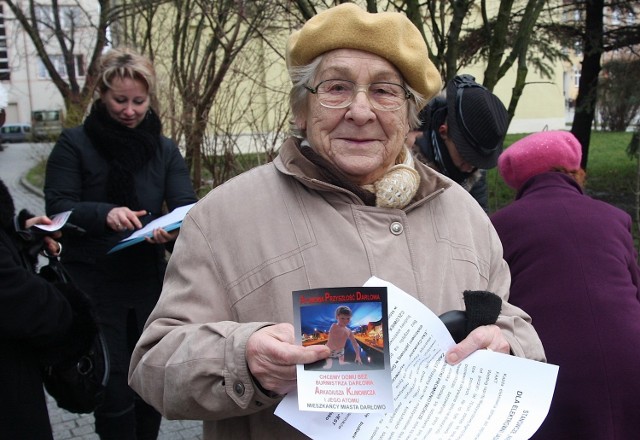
[47,394,203,440]
[1,144,203,440]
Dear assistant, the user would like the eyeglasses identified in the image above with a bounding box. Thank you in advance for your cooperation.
[304,79,412,111]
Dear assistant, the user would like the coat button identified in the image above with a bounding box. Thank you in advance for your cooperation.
[234,382,245,396]
[390,222,403,235]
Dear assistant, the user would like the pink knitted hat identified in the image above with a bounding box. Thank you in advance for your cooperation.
[498,130,582,190]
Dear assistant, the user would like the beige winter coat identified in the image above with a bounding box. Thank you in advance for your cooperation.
[128,137,545,440]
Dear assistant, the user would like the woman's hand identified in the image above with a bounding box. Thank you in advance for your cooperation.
[25,216,62,255]
[25,215,58,232]
[445,324,510,365]
[144,228,179,245]
[107,207,148,232]
[42,236,62,256]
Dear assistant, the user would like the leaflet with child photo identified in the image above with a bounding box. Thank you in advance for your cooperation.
[278,278,559,440]
[292,286,393,414]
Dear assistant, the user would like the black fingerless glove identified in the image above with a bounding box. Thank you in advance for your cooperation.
[439,290,502,343]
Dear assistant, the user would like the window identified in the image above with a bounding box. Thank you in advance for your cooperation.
[37,55,85,79]
[573,67,581,87]
[35,5,84,32]
[0,4,8,80]
[574,10,581,22]
[33,110,60,122]
[627,12,636,25]
[574,41,582,56]
[611,8,621,25]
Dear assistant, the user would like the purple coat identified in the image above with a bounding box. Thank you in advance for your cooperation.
[491,172,640,439]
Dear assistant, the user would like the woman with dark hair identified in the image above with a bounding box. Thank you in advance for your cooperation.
[44,47,197,439]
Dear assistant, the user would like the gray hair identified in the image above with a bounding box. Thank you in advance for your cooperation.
[288,54,426,137]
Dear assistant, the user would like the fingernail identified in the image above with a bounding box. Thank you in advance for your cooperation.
[446,352,458,364]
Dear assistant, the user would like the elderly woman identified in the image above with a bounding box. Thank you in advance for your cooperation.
[45,47,197,439]
[491,131,640,439]
[129,4,544,440]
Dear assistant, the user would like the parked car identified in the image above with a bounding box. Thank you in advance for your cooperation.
[32,109,63,141]
[0,123,32,143]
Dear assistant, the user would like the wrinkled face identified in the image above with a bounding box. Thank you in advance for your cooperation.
[101,76,150,128]
[297,49,411,185]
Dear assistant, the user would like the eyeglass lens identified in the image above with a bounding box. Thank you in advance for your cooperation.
[314,80,407,110]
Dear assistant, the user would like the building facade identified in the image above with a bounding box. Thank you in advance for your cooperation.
[0,1,96,127]
[4,1,635,137]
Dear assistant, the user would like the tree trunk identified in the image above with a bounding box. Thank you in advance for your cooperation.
[570,0,604,171]
[506,56,529,127]
[635,151,640,253]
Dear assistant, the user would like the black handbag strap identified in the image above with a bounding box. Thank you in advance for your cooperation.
[39,255,73,285]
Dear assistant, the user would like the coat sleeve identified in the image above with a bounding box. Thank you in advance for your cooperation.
[128,211,280,421]
[161,138,198,211]
[622,212,640,302]
[485,221,546,361]
[44,129,116,235]
[0,232,73,349]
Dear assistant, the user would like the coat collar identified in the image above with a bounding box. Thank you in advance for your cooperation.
[516,172,584,200]
[273,136,452,206]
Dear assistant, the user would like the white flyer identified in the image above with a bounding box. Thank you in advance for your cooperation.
[275,277,558,440]
[32,210,72,232]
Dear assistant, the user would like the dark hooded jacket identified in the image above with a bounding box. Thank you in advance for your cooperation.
[0,178,73,439]
[412,97,487,211]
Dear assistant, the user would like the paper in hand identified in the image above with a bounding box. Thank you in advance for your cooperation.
[32,210,73,232]
[108,203,196,253]
[276,277,559,440]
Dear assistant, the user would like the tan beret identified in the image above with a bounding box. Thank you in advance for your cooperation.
[286,3,442,100]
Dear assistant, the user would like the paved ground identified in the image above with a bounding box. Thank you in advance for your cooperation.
[0,142,203,439]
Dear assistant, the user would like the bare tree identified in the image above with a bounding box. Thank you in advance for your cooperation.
[115,0,283,188]
[4,0,113,125]
[109,0,169,56]
[200,59,289,190]
[579,0,640,166]
[628,130,640,250]
[543,1,640,168]
[571,0,605,168]
[598,58,640,131]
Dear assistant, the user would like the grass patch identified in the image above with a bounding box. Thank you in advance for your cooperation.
[583,131,636,210]
[26,158,47,190]
[486,133,527,213]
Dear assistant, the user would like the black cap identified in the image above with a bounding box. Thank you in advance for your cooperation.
[446,74,508,169]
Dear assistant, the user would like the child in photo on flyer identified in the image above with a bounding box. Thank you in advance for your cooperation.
[324,306,363,369]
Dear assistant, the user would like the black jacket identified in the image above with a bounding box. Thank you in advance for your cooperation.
[44,125,198,292]
[412,96,489,211]
[0,180,73,440]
